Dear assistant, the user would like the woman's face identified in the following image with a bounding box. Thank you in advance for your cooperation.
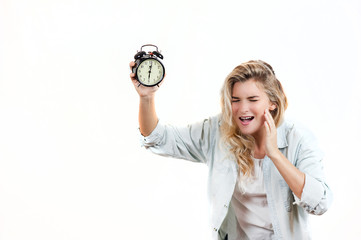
[231,79,275,137]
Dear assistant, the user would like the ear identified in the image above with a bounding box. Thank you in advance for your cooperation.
[269,103,277,111]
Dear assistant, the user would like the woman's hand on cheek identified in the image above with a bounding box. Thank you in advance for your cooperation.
[264,109,280,159]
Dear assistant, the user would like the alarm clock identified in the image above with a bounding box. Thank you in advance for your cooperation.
[132,44,165,87]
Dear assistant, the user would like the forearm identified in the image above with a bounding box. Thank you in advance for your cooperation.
[139,96,158,136]
[270,150,305,199]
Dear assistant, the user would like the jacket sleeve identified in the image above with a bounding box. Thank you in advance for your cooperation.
[291,127,333,215]
[139,116,218,164]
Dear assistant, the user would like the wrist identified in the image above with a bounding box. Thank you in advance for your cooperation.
[268,149,282,161]
[139,94,155,101]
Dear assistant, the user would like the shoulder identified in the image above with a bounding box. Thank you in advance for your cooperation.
[207,114,222,127]
[171,114,222,140]
[277,118,319,149]
[191,114,221,130]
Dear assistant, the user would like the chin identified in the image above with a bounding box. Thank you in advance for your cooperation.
[237,127,255,136]
[237,124,261,136]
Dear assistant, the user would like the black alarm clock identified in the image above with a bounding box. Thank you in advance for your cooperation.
[132,44,165,87]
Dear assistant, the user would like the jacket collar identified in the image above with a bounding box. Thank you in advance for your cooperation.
[277,120,289,149]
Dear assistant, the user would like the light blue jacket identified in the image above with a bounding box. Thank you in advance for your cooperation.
[140,115,332,239]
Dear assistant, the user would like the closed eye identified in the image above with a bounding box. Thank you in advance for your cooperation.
[248,96,259,102]
[231,96,240,103]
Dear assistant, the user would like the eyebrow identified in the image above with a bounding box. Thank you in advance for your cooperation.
[231,96,259,99]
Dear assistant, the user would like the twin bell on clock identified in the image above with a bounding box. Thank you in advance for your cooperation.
[132,44,165,87]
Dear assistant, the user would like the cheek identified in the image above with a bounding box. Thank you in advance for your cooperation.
[256,105,265,114]
[231,105,239,121]
[231,104,237,114]
[250,104,267,118]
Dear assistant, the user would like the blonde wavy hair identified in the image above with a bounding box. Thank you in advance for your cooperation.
[220,60,288,178]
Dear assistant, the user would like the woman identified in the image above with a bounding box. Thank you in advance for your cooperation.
[129,60,332,239]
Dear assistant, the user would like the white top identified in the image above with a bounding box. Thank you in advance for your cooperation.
[231,158,274,239]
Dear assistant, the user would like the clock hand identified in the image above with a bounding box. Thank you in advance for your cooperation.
[148,62,153,80]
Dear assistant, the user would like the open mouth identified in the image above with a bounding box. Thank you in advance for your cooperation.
[239,116,254,123]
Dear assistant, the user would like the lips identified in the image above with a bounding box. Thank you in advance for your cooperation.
[239,116,254,125]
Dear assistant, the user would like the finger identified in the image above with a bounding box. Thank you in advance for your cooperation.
[264,120,270,134]
[264,113,274,136]
[265,109,276,128]
[264,110,270,125]
[130,76,138,85]
[157,77,166,87]
[129,61,136,70]
[267,110,274,121]
[130,72,136,81]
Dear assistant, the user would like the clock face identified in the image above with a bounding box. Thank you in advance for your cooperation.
[137,59,164,86]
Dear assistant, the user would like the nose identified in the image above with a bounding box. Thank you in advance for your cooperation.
[233,101,249,115]
[238,102,250,114]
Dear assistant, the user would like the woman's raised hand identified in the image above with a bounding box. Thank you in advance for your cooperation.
[129,61,163,98]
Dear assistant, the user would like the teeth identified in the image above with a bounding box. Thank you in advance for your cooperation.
[241,116,253,120]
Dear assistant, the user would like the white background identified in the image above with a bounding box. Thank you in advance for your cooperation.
[1,0,360,239]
